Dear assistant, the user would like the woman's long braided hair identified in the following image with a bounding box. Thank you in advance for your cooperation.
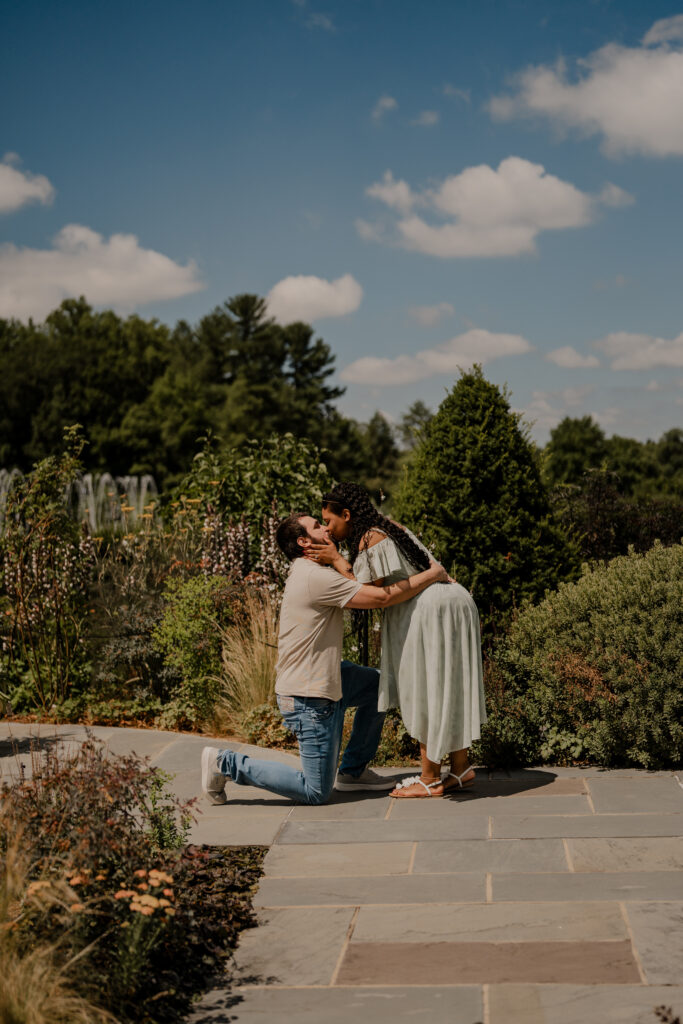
[322,483,431,661]
[322,482,430,574]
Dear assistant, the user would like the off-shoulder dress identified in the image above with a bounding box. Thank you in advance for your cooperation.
[353,528,487,763]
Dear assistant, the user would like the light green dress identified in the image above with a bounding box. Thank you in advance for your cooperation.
[353,529,487,763]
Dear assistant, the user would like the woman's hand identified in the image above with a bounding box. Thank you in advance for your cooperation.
[306,539,341,566]
[427,560,450,583]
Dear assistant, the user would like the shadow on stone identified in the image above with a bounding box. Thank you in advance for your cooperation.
[445,769,564,800]
[0,733,67,758]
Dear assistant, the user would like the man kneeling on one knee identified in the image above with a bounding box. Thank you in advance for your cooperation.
[201,512,447,805]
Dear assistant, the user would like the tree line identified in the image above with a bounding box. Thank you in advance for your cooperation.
[0,294,403,491]
[1,293,681,504]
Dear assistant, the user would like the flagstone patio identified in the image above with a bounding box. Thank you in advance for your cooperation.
[2,722,682,1024]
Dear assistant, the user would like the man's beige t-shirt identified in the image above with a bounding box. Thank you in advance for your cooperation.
[275,558,362,701]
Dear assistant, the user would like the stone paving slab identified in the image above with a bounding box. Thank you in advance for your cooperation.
[189,816,287,847]
[568,837,683,871]
[336,939,640,986]
[4,725,683,1023]
[412,838,569,873]
[277,816,489,843]
[493,813,683,838]
[587,777,683,814]
[623,901,683,984]
[390,794,592,817]
[490,767,679,779]
[230,907,355,986]
[190,986,483,1024]
[351,901,628,943]
[254,872,486,907]
[467,777,588,796]
[488,984,683,1024]
[493,870,683,902]
[263,841,414,877]
[288,793,391,819]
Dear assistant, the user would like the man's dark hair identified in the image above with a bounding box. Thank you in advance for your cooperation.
[275,512,310,561]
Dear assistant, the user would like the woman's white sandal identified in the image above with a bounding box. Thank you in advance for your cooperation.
[443,766,476,793]
[390,775,445,799]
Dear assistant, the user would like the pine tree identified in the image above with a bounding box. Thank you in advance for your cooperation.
[394,367,579,631]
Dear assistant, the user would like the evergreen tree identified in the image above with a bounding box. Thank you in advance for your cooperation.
[543,415,608,487]
[394,367,579,630]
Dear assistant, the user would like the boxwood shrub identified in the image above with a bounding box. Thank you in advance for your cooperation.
[475,542,683,769]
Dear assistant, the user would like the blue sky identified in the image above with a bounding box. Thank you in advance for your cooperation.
[2,0,682,442]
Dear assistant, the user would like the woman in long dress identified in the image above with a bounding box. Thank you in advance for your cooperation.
[314,482,486,799]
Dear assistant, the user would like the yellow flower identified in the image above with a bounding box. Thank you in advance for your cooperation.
[164,907,176,917]
[149,870,173,885]
[137,894,160,908]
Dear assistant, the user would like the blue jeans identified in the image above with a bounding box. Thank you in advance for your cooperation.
[215,661,385,805]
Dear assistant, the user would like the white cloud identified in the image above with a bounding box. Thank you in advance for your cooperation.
[408,302,455,327]
[341,327,533,386]
[411,110,440,126]
[594,331,683,370]
[546,345,600,368]
[365,171,415,214]
[267,273,363,323]
[642,14,683,46]
[354,218,386,243]
[520,384,595,433]
[0,153,55,215]
[372,94,398,121]
[0,224,204,321]
[443,84,471,102]
[597,183,634,208]
[489,22,683,157]
[360,157,628,258]
[307,11,335,31]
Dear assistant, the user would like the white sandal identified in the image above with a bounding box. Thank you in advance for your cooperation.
[443,766,476,792]
[390,774,445,799]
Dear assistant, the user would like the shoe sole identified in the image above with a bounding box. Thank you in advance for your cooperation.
[201,747,227,803]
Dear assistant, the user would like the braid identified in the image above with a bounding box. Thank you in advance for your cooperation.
[322,482,430,574]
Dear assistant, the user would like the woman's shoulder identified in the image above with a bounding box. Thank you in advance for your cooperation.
[360,528,390,549]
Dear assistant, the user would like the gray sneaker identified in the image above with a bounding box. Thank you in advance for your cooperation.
[334,768,395,792]
[201,746,227,804]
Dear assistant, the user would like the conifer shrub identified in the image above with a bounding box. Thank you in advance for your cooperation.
[476,542,683,768]
[394,367,579,632]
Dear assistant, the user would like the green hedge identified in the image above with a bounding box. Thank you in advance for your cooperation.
[476,542,683,769]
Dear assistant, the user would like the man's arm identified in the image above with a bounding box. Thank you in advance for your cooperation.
[346,561,448,610]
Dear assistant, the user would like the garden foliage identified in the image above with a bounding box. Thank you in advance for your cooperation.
[394,367,579,630]
[0,738,265,1023]
[0,427,94,709]
[550,469,682,562]
[477,542,683,769]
